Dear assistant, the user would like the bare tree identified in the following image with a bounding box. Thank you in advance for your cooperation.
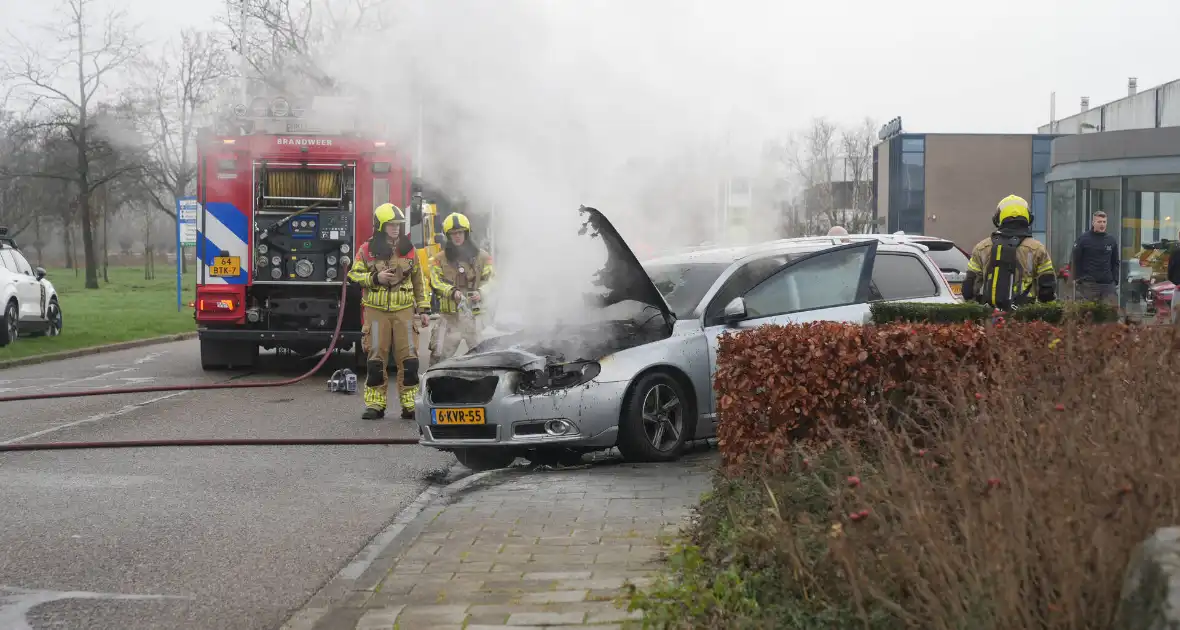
[221,0,394,96]
[838,117,880,234]
[0,0,143,289]
[132,29,229,273]
[773,117,879,236]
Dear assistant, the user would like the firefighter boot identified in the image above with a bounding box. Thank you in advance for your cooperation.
[400,387,416,419]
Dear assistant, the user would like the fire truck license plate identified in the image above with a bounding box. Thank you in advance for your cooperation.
[432,408,486,425]
[211,256,240,277]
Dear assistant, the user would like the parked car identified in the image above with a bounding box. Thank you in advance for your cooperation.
[0,226,62,347]
[413,208,960,471]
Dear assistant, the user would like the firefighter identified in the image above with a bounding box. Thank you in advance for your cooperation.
[429,212,494,363]
[963,194,1057,309]
[347,203,431,420]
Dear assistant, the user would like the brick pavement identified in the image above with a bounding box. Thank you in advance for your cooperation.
[293,449,716,630]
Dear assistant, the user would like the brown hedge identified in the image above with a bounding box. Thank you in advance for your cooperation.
[713,320,1069,474]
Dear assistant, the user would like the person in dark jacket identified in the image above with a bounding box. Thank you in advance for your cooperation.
[1070,211,1120,306]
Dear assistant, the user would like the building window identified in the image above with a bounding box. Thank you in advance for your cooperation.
[1031,136,1054,247]
[1124,175,1180,318]
[1048,180,1078,277]
[889,135,926,234]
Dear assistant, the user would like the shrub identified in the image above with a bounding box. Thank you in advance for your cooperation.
[869,300,1120,325]
[869,301,991,324]
[633,322,1180,629]
[713,320,991,474]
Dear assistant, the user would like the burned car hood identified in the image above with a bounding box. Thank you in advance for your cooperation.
[428,302,670,372]
[430,307,664,371]
[578,206,675,330]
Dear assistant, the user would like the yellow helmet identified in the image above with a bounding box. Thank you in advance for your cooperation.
[442,212,471,234]
[373,203,406,232]
[993,194,1031,227]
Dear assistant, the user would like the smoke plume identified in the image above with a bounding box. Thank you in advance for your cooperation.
[305,0,803,332]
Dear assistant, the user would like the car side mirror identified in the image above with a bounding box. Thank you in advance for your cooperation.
[722,297,747,325]
[34,267,46,280]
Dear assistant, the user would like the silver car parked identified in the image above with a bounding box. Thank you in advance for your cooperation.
[414,208,960,471]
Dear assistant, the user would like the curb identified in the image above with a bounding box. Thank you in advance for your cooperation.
[279,464,523,630]
[0,332,198,371]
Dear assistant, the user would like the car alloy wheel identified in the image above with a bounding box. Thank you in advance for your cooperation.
[47,301,62,336]
[641,383,684,452]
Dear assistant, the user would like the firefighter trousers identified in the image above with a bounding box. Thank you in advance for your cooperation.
[361,306,419,412]
[430,312,481,363]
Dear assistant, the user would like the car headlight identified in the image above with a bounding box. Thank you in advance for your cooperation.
[517,360,601,394]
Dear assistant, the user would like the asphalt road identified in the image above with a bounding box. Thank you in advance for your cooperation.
[0,339,455,630]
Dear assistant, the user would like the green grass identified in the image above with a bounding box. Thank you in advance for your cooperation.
[0,265,198,362]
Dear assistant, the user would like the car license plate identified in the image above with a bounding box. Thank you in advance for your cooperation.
[211,256,240,277]
[432,407,486,425]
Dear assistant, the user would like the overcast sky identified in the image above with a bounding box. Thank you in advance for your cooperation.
[4,0,1177,135]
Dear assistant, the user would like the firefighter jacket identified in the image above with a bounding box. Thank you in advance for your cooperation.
[429,248,494,314]
[964,228,1056,308]
[347,241,430,313]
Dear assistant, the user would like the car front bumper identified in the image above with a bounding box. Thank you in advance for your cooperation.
[414,368,627,450]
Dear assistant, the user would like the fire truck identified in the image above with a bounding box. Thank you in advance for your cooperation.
[193,95,417,370]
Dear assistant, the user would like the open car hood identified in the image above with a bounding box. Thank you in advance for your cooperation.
[577,206,675,329]
[425,206,675,374]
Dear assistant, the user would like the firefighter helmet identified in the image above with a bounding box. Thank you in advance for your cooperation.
[992,195,1032,228]
[441,212,471,234]
[374,203,407,232]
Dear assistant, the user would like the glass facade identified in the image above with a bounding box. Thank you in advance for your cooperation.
[1031,136,1052,243]
[888,135,925,234]
[1049,172,1180,320]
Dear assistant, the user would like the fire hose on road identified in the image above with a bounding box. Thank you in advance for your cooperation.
[0,270,423,452]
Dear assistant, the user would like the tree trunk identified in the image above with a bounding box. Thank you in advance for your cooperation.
[102,191,109,283]
[79,190,98,289]
[144,212,154,280]
[63,221,75,269]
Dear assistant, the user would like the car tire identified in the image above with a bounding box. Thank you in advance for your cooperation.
[0,299,18,347]
[29,299,62,338]
[453,447,518,472]
[616,371,690,463]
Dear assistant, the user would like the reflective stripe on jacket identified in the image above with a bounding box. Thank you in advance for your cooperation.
[429,250,494,314]
[347,241,430,312]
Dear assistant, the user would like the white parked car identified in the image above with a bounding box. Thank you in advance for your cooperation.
[414,208,960,471]
[0,227,62,347]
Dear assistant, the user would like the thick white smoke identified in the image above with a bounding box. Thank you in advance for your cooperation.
[312,0,802,332]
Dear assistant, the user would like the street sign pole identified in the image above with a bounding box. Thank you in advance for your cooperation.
[177,197,199,312]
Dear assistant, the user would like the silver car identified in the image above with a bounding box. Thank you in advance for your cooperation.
[414,208,960,471]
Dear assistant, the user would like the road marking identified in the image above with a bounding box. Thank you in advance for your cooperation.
[0,586,192,630]
[0,367,141,395]
[0,392,188,445]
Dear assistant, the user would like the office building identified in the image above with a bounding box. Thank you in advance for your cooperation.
[873,121,1054,252]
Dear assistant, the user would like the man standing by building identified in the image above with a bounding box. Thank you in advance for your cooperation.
[1070,211,1120,306]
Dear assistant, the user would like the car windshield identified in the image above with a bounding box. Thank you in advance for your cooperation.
[921,241,970,274]
[643,262,731,318]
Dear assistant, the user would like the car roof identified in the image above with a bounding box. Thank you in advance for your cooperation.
[643,234,938,267]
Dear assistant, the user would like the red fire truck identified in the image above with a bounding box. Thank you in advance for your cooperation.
[193,96,413,370]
